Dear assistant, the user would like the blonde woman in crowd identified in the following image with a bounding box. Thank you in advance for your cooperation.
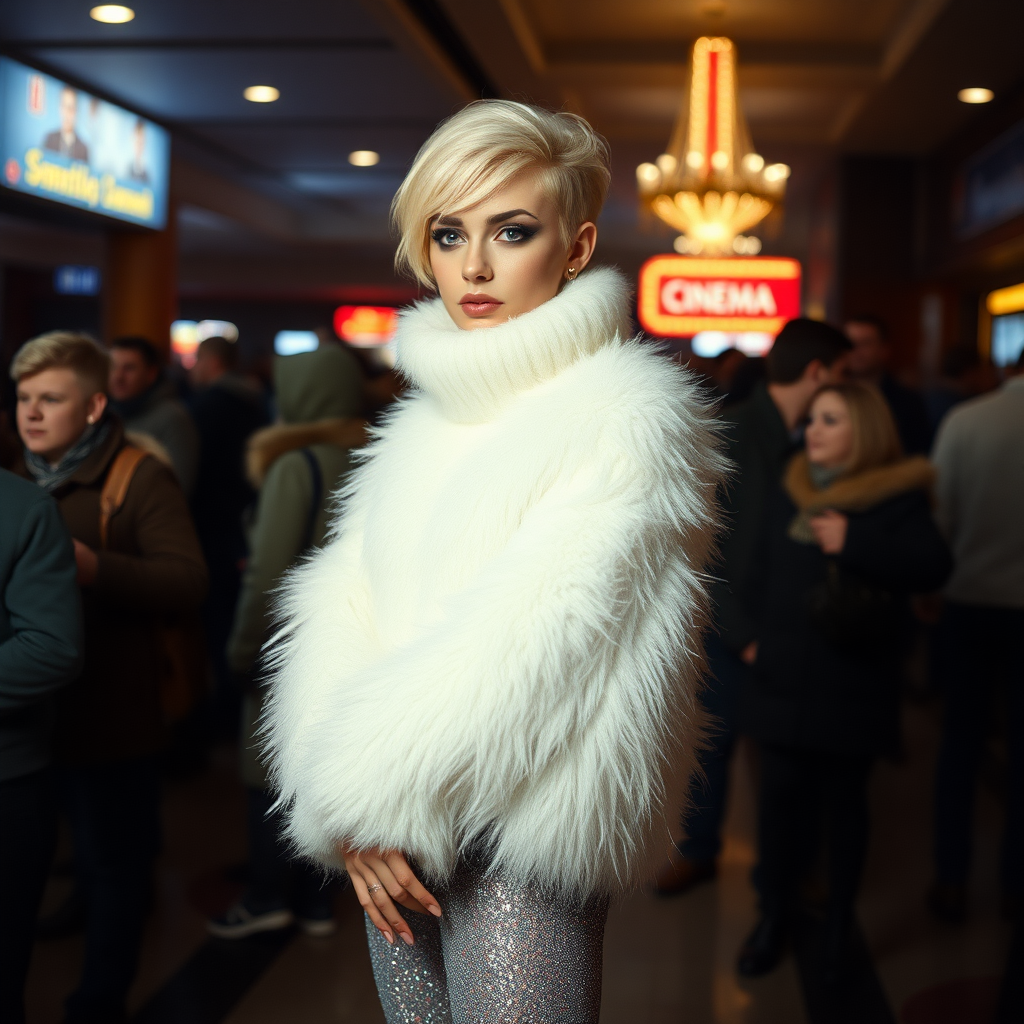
[263,100,726,1021]
[737,381,951,983]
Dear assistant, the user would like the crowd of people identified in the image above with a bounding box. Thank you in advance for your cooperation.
[0,308,1020,1022]
[658,317,1022,986]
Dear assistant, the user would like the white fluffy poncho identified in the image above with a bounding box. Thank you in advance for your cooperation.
[263,267,726,895]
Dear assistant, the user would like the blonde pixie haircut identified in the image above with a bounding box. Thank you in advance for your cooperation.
[392,100,611,288]
[10,331,110,396]
[813,381,903,476]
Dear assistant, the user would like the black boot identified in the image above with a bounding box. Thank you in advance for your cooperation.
[737,916,787,977]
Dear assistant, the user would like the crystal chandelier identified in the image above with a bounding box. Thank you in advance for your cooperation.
[637,36,789,255]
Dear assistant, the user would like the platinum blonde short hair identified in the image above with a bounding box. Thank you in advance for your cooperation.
[10,331,110,396]
[392,100,611,288]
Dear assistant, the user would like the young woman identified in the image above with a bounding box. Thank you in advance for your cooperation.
[737,381,952,981]
[263,100,725,1020]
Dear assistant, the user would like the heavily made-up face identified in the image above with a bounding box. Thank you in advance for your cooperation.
[428,168,596,331]
[805,389,855,470]
[16,367,107,467]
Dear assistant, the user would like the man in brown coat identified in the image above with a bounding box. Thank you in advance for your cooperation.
[11,331,207,1024]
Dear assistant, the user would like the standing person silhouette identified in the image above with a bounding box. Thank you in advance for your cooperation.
[262,100,726,1021]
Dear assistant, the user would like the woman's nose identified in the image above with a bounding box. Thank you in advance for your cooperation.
[462,247,492,282]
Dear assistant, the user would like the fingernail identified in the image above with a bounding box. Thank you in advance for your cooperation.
[401,932,415,945]
[429,904,442,918]
[383,930,394,945]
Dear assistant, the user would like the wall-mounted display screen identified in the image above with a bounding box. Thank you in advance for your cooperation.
[956,120,1024,238]
[0,57,169,228]
[986,281,1024,367]
[274,331,320,356]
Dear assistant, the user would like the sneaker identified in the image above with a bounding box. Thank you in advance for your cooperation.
[207,902,294,939]
[297,913,337,938]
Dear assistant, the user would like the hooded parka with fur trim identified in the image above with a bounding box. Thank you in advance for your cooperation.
[263,267,726,896]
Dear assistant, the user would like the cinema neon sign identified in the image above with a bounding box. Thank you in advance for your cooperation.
[638,255,802,337]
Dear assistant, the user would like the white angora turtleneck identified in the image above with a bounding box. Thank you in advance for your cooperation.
[263,266,727,896]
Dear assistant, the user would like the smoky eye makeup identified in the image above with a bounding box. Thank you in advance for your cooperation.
[430,226,464,248]
[496,223,538,243]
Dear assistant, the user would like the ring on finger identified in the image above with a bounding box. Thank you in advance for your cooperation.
[366,883,383,894]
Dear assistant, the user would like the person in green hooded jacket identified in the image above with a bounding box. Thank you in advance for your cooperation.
[209,343,368,939]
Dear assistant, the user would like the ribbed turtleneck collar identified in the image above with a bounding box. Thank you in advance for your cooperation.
[394,266,632,424]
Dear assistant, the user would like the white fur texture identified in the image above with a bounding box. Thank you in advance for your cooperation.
[263,267,726,895]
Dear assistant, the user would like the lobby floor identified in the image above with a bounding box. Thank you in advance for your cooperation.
[26,698,1014,1024]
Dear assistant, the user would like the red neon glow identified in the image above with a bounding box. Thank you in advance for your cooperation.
[333,305,398,347]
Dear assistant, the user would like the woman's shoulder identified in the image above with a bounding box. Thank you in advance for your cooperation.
[858,485,932,521]
[850,456,935,515]
[556,341,721,444]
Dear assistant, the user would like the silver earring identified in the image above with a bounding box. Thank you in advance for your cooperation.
[87,416,95,424]
[566,266,578,280]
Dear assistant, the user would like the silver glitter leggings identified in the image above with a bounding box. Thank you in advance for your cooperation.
[364,863,609,1023]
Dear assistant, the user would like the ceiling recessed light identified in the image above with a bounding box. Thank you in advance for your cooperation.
[958,87,994,104]
[244,85,280,103]
[90,5,135,23]
[348,150,380,167]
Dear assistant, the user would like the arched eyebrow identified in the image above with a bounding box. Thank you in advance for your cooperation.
[433,209,539,228]
[486,208,539,225]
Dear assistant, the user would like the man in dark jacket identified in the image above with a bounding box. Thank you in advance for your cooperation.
[108,336,199,495]
[845,315,933,454]
[189,336,268,735]
[0,469,82,1024]
[657,319,851,896]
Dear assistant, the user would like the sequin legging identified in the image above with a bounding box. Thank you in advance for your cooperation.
[364,861,609,1024]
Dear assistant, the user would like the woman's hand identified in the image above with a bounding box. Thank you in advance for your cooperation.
[340,845,442,946]
[73,539,99,586]
[809,510,848,555]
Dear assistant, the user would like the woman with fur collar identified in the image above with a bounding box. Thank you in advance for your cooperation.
[263,99,725,1021]
[737,381,952,982]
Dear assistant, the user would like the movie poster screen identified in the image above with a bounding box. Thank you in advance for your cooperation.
[0,57,169,229]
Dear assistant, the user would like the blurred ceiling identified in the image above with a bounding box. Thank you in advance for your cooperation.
[446,0,1023,149]
[0,0,1021,290]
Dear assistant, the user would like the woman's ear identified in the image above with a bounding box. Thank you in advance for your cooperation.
[569,221,598,274]
[86,391,108,425]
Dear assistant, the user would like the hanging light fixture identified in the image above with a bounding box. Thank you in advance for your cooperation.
[637,37,788,255]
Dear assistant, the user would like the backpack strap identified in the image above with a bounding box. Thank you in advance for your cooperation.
[99,445,150,549]
[299,447,323,553]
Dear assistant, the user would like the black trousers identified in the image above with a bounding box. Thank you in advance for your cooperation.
[0,768,57,1024]
[933,602,1024,897]
[63,755,161,1024]
[755,743,873,937]
[678,634,746,862]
